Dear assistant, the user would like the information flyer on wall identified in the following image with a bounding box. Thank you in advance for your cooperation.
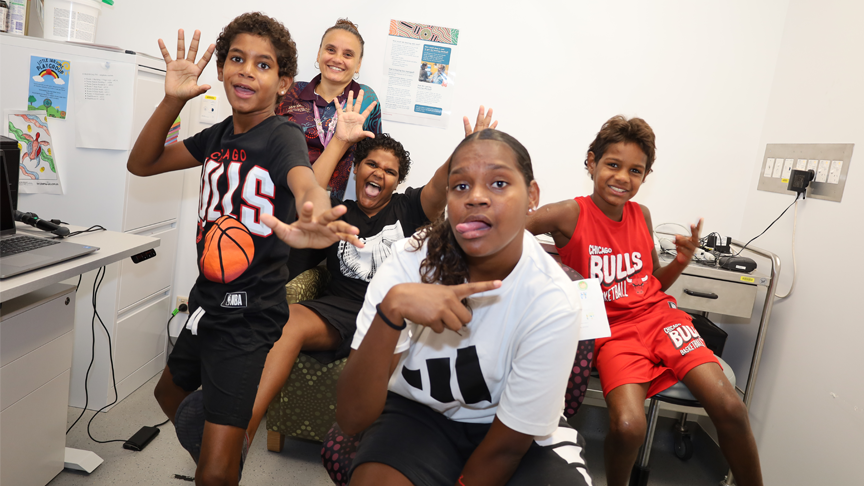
[382,20,459,129]
[28,56,71,119]
[5,111,64,194]
[72,61,135,150]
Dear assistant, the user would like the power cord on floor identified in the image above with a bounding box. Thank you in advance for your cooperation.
[66,267,104,434]
[66,268,177,442]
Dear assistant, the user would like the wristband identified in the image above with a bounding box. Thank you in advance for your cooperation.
[376,303,407,331]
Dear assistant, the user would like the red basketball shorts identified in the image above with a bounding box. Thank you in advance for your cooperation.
[594,302,720,398]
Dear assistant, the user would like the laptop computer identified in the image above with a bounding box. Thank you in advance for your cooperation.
[0,152,98,279]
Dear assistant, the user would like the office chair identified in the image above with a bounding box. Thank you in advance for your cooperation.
[629,355,736,486]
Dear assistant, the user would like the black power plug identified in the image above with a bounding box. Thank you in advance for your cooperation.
[787,169,815,198]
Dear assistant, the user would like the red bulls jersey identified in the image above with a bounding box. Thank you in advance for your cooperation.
[558,196,673,325]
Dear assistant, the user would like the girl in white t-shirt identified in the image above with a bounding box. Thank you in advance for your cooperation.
[336,130,593,486]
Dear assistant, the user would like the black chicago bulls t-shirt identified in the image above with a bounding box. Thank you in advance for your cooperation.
[184,116,311,314]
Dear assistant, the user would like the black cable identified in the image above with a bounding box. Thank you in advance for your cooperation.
[53,225,107,239]
[151,418,171,428]
[86,266,126,444]
[166,311,178,347]
[75,274,82,292]
[66,266,105,434]
[736,193,800,256]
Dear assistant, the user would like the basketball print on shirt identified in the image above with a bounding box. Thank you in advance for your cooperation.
[200,215,255,283]
[337,222,405,282]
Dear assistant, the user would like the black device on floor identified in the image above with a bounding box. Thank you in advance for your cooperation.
[123,426,160,451]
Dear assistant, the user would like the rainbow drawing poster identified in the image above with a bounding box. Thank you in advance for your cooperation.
[28,56,71,119]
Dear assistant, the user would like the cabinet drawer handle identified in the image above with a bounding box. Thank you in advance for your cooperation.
[683,289,719,299]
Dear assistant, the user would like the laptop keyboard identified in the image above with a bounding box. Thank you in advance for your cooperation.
[1,235,61,257]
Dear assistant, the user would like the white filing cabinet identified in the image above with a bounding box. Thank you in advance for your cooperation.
[0,36,190,409]
[1,284,76,486]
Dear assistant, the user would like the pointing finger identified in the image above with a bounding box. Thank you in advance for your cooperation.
[452,280,502,300]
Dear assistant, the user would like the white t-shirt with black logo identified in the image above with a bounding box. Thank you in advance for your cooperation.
[352,231,583,437]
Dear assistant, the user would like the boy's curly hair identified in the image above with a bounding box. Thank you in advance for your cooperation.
[353,133,411,184]
[585,115,656,177]
[215,12,298,105]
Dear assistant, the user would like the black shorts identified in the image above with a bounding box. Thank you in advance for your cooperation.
[351,392,593,486]
[300,294,361,360]
[167,300,289,429]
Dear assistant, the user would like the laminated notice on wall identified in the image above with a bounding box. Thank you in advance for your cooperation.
[72,61,135,150]
[5,111,64,194]
[381,20,459,129]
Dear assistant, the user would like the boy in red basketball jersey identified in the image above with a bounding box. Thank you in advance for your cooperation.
[528,116,763,486]
[127,13,360,485]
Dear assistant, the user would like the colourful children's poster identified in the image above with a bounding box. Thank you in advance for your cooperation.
[6,111,64,195]
[28,56,71,119]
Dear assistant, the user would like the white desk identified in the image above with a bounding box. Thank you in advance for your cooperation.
[0,225,159,486]
[0,225,159,302]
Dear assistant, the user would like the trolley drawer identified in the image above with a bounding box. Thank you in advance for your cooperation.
[665,274,757,318]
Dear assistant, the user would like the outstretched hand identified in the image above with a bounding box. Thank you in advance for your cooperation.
[674,218,703,264]
[462,105,499,138]
[382,280,503,334]
[261,202,363,250]
[158,29,215,102]
[334,89,378,144]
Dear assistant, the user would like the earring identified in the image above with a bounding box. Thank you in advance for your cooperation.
[314,61,320,69]
[353,72,360,80]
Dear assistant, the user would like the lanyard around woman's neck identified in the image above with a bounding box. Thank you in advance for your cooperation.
[313,83,347,148]
[312,102,343,148]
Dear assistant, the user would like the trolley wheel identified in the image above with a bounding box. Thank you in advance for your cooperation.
[673,429,694,461]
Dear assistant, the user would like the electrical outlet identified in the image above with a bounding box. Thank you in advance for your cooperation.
[176,296,189,313]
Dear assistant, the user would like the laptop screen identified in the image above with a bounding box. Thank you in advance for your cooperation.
[0,152,16,236]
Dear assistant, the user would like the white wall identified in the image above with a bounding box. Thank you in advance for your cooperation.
[90,2,864,484]
[96,0,789,327]
[738,1,864,483]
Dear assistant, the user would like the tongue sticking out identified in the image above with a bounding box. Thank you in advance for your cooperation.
[364,183,381,199]
[455,221,491,234]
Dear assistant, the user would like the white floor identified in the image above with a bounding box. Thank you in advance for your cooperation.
[51,371,729,486]
[50,372,334,486]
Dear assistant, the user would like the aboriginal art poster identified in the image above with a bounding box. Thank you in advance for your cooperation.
[6,111,64,194]
[382,20,459,129]
[28,56,71,119]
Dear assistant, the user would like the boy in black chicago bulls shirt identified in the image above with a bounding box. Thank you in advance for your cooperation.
[126,13,359,485]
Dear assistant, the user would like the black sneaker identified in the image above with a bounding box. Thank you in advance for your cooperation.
[175,390,205,464]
